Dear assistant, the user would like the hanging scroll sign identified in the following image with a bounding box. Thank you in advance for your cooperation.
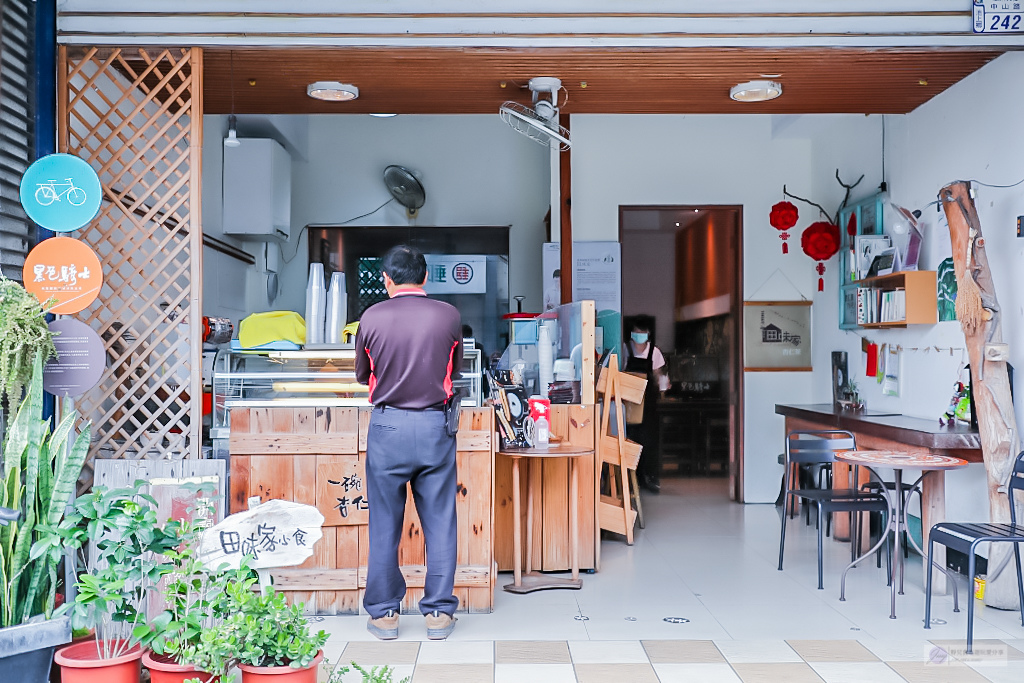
[198,499,325,571]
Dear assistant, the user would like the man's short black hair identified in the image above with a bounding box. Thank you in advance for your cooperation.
[382,244,427,286]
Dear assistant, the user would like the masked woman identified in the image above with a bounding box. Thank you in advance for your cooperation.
[622,315,670,493]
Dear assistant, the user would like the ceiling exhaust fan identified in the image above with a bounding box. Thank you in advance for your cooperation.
[499,77,571,151]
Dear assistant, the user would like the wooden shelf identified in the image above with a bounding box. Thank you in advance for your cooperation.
[852,270,936,327]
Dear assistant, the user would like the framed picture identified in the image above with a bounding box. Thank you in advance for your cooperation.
[743,301,812,371]
[868,247,897,277]
[854,235,892,280]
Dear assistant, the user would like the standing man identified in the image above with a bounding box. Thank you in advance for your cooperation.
[355,245,463,640]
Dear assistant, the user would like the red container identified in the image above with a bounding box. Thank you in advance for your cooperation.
[143,650,218,683]
[528,396,551,422]
[54,641,143,683]
[237,651,323,683]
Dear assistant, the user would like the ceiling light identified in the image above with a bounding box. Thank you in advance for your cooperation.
[369,113,398,118]
[307,82,359,102]
[730,80,782,103]
[224,114,241,147]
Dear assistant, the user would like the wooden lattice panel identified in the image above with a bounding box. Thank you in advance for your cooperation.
[58,47,203,486]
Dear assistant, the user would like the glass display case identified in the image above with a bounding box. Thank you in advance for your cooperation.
[838,192,886,330]
[211,347,370,439]
[455,345,483,408]
[492,300,595,403]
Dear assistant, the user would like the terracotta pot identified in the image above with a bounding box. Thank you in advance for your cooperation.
[237,651,323,683]
[54,640,143,683]
[142,650,219,683]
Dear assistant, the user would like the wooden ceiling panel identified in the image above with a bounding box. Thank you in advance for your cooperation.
[202,47,1006,116]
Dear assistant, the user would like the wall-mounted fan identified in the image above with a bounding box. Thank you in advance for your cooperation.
[499,77,571,151]
[383,165,426,218]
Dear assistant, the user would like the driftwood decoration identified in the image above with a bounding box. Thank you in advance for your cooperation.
[783,169,865,226]
[940,180,1021,611]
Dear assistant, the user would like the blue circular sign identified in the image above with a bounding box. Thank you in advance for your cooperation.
[19,153,102,232]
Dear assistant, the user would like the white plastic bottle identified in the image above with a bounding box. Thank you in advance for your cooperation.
[535,415,550,448]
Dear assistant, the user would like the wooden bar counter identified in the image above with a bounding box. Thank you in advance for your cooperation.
[229,405,495,615]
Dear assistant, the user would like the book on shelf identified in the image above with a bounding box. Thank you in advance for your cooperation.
[856,286,906,324]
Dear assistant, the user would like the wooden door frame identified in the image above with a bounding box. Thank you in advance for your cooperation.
[618,204,745,502]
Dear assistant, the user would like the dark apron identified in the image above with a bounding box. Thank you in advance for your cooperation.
[624,343,660,481]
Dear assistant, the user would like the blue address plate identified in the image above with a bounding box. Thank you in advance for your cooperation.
[974,2,1024,33]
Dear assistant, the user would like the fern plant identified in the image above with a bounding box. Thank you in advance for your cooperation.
[0,276,56,408]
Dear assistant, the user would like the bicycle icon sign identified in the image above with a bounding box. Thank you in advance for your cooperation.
[35,179,88,207]
[19,153,102,232]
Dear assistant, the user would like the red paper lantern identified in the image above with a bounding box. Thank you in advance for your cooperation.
[801,221,841,291]
[769,201,799,254]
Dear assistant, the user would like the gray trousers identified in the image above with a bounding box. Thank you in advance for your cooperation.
[363,404,459,618]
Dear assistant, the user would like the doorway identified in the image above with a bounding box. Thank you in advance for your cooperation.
[619,206,744,501]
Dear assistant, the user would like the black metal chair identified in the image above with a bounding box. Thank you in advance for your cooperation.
[925,450,1024,654]
[778,430,890,590]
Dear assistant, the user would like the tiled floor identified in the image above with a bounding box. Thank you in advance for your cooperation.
[314,478,1024,682]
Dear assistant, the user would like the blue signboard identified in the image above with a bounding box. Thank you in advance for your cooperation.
[19,153,102,232]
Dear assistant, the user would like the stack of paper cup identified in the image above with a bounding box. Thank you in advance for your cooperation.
[538,323,554,398]
[324,272,347,345]
[305,263,326,345]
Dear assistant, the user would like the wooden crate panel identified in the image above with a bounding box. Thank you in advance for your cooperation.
[232,406,494,614]
[494,405,597,572]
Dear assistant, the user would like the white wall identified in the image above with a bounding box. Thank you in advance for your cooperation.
[808,52,1024,522]
[570,115,817,502]
[241,115,551,316]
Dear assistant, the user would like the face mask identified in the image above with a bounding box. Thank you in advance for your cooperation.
[631,332,649,344]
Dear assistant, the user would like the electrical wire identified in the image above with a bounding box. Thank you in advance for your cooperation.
[280,197,396,264]
[967,175,1024,189]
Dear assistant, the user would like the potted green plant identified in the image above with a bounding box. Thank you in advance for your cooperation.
[180,567,327,683]
[0,353,90,683]
[134,520,223,683]
[51,483,182,683]
[0,275,57,412]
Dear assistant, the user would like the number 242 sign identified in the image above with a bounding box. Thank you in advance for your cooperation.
[975,1,1024,33]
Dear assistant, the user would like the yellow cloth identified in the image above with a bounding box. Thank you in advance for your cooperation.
[342,321,360,343]
[239,311,307,348]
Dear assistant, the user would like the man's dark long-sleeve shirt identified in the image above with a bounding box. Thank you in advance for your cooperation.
[354,290,462,409]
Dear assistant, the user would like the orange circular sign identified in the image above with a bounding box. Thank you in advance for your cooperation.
[23,237,102,314]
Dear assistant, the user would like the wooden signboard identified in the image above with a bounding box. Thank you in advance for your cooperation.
[199,499,324,572]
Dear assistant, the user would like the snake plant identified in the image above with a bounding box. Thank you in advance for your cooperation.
[0,352,90,627]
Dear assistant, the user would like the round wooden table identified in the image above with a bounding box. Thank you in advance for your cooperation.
[834,450,967,619]
[499,444,595,594]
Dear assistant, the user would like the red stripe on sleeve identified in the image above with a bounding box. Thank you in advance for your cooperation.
[365,347,377,402]
[443,340,458,399]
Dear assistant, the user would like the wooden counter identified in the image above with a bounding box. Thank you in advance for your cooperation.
[229,405,495,615]
[775,403,982,459]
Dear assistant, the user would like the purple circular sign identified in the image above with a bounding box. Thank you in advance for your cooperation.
[43,318,105,397]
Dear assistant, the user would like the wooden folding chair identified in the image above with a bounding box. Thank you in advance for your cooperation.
[596,355,647,545]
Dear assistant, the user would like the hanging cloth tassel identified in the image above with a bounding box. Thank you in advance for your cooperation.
[956,227,985,335]
[782,242,788,254]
